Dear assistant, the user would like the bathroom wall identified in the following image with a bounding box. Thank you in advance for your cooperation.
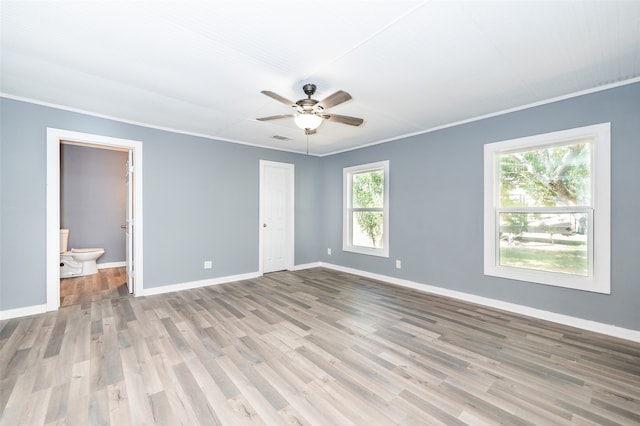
[61,144,128,264]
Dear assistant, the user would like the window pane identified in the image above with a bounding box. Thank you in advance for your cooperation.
[499,142,591,207]
[498,212,588,276]
[352,170,384,208]
[352,211,384,248]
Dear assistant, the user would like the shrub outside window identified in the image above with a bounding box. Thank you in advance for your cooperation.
[484,123,610,293]
[343,161,389,257]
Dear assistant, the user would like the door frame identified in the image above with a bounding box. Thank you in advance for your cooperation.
[125,148,134,293]
[258,160,294,274]
[46,128,144,311]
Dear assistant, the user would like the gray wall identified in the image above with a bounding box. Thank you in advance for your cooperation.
[1,82,639,332]
[0,97,321,310]
[320,82,640,331]
[61,144,128,263]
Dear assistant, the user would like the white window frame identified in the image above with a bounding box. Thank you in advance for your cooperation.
[343,160,390,257]
[484,123,610,294]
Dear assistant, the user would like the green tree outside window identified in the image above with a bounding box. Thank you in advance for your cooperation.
[352,170,384,247]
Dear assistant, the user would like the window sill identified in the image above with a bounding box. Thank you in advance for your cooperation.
[484,265,610,294]
[343,245,389,258]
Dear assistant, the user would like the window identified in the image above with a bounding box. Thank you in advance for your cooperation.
[343,161,389,257]
[484,123,610,293]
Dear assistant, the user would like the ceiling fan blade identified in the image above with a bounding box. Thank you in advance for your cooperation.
[256,114,295,121]
[315,90,352,111]
[323,113,364,126]
[261,91,297,108]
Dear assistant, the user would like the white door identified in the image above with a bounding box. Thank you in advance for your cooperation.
[260,161,294,273]
[125,150,134,293]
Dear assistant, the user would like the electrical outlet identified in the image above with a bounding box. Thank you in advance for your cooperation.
[204,260,212,269]
[327,248,332,255]
[396,259,402,269]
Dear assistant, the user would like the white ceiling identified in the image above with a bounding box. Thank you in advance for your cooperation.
[2,1,639,156]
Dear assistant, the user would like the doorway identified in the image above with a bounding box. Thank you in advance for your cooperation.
[46,128,143,311]
[259,160,294,274]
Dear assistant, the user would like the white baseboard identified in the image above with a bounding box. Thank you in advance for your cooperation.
[292,262,322,271]
[319,262,640,343]
[0,304,48,320]
[97,261,126,269]
[141,271,261,297]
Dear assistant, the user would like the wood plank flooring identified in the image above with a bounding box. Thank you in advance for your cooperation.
[1,267,639,425]
[59,267,129,307]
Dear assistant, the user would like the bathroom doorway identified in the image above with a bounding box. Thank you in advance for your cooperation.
[46,128,143,311]
[60,143,128,273]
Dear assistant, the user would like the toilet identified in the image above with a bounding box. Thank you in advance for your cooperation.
[60,229,105,278]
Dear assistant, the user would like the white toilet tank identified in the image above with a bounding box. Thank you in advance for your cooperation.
[60,229,69,253]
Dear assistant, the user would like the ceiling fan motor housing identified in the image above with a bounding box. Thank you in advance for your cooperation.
[298,84,320,112]
[296,98,318,112]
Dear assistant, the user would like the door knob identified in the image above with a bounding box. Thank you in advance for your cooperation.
[263,223,267,228]
[121,224,128,229]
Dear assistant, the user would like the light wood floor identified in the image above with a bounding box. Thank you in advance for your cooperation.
[1,267,639,425]
[59,267,129,308]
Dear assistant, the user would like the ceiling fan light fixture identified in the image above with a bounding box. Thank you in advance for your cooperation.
[258,84,362,133]
[294,113,322,130]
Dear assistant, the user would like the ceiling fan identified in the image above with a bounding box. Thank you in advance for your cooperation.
[257,83,364,135]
